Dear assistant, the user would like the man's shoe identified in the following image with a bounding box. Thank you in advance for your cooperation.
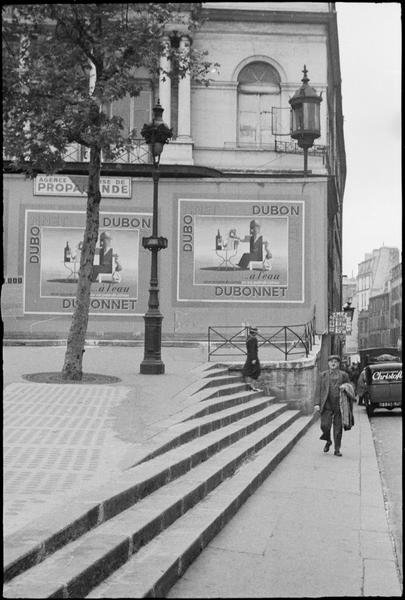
[334,450,342,457]
[323,441,332,453]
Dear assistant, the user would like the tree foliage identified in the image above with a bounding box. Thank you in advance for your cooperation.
[2,3,216,174]
[2,3,217,379]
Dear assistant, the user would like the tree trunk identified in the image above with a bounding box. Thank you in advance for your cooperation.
[62,146,101,380]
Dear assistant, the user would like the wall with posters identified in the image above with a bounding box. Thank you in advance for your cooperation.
[177,199,303,304]
[2,173,328,339]
[24,209,148,315]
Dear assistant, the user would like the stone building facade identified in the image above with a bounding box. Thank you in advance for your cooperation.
[355,246,400,351]
[3,3,346,349]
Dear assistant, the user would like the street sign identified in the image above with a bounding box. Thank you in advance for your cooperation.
[329,311,347,334]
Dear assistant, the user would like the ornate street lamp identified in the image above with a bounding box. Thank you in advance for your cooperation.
[289,65,322,175]
[343,299,355,334]
[140,100,173,374]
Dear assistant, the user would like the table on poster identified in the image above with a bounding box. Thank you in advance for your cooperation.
[215,247,238,269]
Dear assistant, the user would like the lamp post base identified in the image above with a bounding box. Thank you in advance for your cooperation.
[140,359,165,375]
[140,311,165,375]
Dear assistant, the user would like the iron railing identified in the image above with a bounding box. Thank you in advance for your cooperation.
[274,139,327,156]
[208,314,316,362]
[4,139,151,166]
[63,140,150,164]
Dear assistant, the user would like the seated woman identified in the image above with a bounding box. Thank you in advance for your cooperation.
[237,220,264,269]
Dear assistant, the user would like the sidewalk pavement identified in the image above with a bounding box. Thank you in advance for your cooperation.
[168,402,402,598]
[3,344,402,597]
[3,344,208,536]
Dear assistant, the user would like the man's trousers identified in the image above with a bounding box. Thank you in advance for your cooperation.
[320,406,343,451]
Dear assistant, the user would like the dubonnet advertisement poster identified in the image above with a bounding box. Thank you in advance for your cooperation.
[24,210,151,315]
[177,199,304,303]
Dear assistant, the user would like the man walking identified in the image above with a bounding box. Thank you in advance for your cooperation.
[314,355,350,456]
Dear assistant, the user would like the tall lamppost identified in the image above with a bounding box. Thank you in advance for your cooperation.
[289,65,322,175]
[140,100,172,374]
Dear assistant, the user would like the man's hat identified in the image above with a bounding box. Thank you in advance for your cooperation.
[249,327,258,333]
[328,354,341,362]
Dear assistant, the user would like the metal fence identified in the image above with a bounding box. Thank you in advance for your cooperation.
[208,314,316,362]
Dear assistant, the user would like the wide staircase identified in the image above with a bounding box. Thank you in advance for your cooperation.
[4,364,315,598]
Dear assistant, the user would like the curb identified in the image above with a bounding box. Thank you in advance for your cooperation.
[3,339,207,348]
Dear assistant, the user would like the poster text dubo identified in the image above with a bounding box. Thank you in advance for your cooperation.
[24,210,151,315]
[177,199,304,303]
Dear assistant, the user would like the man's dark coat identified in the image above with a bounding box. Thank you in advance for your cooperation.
[315,369,350,412]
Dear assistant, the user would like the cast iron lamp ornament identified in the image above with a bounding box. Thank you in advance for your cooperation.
[343,299,355,334]
[140,100,172,374]
[289,65,322,175]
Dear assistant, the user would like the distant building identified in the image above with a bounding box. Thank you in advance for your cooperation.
[355,247,401,350]
[389,262,402,348]
[357,309,369,351]
[342,276,356,305]
[356,246,399,312]
[368,289,390,348]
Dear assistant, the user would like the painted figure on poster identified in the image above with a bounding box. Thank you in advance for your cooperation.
[237,220,272,270]
[179,200,301,302]
[216,228,241,252]
[25,210,142,315]
[227,229,240,251]
[92,231,123,283]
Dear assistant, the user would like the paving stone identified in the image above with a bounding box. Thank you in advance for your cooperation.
[363,558,402,597]
[3,384,129,537]
[86,417,312,598]
[4,353,401,599]
[360,530,396,560]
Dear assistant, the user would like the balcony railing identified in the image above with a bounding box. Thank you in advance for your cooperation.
[4,139,152,166]
[64,140,151,164]
[274,140,327,156]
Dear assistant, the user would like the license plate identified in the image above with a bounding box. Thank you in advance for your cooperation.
[377,402,401,408]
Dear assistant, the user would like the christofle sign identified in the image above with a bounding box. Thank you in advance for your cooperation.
[34,175,131,198]
[372,370,402,381]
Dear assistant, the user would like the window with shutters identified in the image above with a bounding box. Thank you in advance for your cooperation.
[237,61,281,147]
[108,88,152,139]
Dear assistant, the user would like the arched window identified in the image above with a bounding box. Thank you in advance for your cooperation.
[237,61,281,146]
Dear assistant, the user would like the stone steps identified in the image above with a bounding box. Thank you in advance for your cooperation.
[184,387,265,419]
[4,365,315,599]
[86,415,314,599]
[4,410,305,599]
[194,373,244,391]
[135,393,278,464]
[4,396,284,584]
[195,380,256,400]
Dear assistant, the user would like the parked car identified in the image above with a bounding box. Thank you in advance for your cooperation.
[358,353,402,417]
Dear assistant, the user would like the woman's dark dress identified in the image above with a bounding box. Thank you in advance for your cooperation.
[242,334,261,380]
[237,235,263,269]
